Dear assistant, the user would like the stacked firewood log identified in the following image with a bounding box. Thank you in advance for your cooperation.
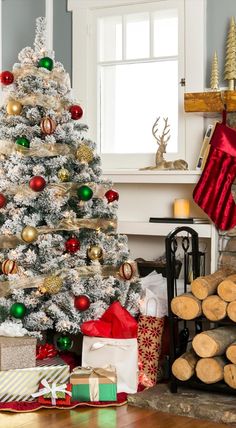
[171,268,236,387]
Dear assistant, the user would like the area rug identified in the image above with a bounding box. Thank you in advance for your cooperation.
[0,392,128,413]
[128,383,236,425]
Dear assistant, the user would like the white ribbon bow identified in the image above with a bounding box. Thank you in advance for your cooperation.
[31,378,71,405]
[90,341,130,351]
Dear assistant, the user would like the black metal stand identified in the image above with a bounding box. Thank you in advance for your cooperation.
[165,226,236,395]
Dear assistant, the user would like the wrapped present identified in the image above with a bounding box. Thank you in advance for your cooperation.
[0,335,37,370]
[137,314,165,387]
[32,379,72,405]
[82,336,138,393]
[70,366,117,402]
[81,301,138,339]
[0,356,70,402]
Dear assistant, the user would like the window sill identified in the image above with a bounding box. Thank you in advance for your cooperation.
[102,169,201,184]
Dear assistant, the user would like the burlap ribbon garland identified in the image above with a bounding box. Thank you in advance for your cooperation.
[0,139,72,157]
[13,65,71,89]
[6,93,66,112]
[0,262,138,297]
[4,181,108,199]
[0,217,117,249]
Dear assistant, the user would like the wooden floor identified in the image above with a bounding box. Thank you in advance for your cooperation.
[0,404,233,428]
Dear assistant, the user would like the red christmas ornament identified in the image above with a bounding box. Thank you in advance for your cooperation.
[40,117,56,135]
[65,236,80,253]
[0,71,14,85]
[0,193,6,208]
[29,176,46,192]
[69,105,83,120]
[105,189,119,203]
[74,295,90,311]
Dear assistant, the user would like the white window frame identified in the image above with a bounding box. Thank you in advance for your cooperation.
[68,0,205,171]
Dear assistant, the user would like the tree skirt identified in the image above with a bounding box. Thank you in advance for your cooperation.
[0,392,128,412]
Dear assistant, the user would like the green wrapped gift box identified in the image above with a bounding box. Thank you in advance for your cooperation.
[70,366,117,402]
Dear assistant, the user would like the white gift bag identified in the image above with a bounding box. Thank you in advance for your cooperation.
[82,336,138,393]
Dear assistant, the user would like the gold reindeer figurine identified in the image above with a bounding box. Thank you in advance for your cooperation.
[141,117,188,170]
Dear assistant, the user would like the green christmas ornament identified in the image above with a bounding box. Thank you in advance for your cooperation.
[10,302,26,319]
[16,137,30,148]
[38,57,53,71]
[56,335,73,351]
[77,185,93,201]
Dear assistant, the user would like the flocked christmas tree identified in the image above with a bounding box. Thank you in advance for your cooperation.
[0,18,141,348]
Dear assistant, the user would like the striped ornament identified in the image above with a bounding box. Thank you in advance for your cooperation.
[40,117,56,135]
[0,356,70,402]
[2,259,18,275]
[119,262,134,280]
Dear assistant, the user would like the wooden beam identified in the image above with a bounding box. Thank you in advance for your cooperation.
[184,91,236,112]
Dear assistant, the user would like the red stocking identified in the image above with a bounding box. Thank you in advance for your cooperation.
[193,111,236,230]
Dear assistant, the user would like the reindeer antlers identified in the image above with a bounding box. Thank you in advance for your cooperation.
[152,116,171,147]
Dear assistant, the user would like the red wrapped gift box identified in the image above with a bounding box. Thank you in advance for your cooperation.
[35,381,72,406]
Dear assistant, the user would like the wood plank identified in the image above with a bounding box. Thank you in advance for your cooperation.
[0,405,230,428]
[184,90,236,112]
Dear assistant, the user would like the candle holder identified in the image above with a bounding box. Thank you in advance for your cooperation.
[173,199,190,218]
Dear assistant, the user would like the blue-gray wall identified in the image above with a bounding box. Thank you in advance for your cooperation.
[2,0,236,89]
[207,0,236,87]
[2,0,72,78]
[53,0,72,77]
[2,0,45,69]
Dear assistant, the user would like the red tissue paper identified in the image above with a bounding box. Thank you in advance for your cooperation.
[81,301,138,339]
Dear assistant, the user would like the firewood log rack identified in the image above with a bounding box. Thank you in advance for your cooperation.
[166,226,236,395]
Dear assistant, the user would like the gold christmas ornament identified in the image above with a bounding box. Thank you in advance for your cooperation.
[75,145,94,163]
[2,259,18,275]
[58,168,70,182]
[87,245,103,261]
[6,100,23,115]
[21,225,38,243]
[39,275,63,295]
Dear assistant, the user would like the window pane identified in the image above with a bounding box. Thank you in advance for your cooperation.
[125,13,149,59]
[153,9,178,57]
[100,61,178,154]
[98,16,122,61]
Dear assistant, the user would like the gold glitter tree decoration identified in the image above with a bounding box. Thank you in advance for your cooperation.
[210,51,219,90]
[75,145,94,163]
[224,16,236,91]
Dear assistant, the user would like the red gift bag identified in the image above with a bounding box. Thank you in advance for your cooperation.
[193,111,236,230]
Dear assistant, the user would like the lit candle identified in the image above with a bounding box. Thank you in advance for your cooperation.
[173,199,190,218]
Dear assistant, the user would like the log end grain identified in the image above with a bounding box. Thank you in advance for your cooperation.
[218,278,236,302]
[196,357,225,384]
[227,301,236,322]
[202,295,227,321]
[171,293,202,320]
[192,332,218,357]
[224,364,236,389]
[226,343,236,364]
